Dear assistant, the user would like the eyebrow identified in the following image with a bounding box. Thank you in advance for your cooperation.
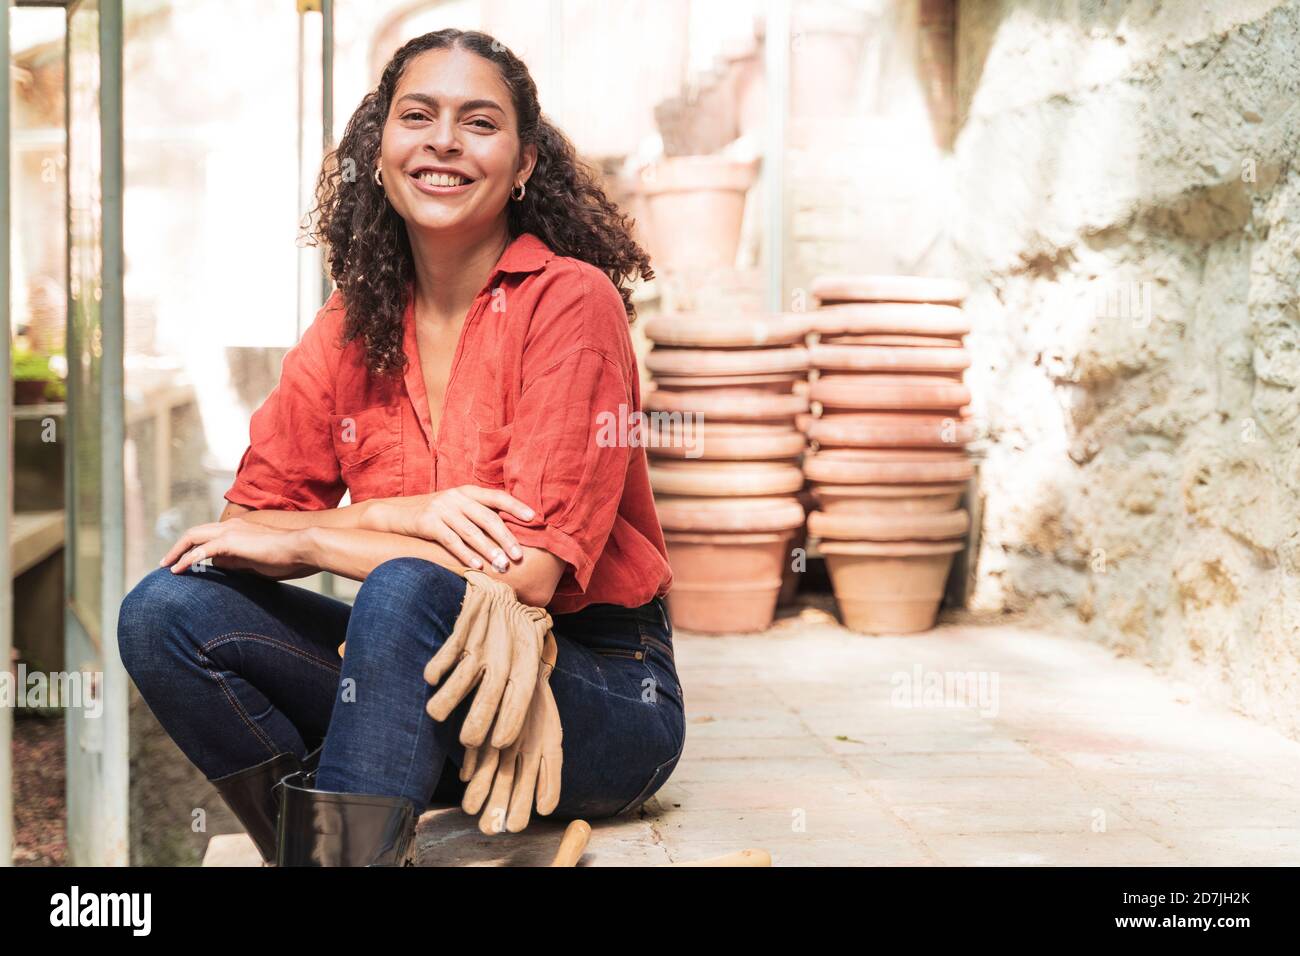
[395,93,505,114]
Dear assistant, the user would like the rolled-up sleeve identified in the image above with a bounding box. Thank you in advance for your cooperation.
[224,297,346,511]
[498,272,636,592]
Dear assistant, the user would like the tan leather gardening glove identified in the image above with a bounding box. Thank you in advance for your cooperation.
[460,629,563,835]
[422,569,552,749]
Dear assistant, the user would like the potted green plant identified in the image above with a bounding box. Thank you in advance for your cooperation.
[12,347,63,404]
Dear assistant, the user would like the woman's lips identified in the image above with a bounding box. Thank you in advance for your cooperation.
[409,173,477,196]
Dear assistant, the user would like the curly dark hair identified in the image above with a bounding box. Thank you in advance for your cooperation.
[305,28,654,376]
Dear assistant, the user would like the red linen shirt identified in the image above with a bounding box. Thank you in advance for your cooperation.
[224,231,673,613]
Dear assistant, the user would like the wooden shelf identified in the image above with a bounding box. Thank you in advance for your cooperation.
[11,510,65,577]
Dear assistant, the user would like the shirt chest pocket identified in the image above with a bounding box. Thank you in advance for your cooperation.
[472,421,513,487]
[330,405,403,502]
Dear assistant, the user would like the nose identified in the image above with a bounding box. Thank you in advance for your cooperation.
[424,113,462,155]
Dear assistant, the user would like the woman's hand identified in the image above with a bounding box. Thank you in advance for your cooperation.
[365,487,537,574]
[158,518,314,580]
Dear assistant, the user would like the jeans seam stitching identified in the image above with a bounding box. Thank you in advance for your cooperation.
[637,619,681,702]
[201,663,280,758]
[635,623,661,704]
[201,631,342,674]
[394,609,457,803]
[615,748,679,816]
[642,634,674,661]
[196,631,336,760]
[394,677,430,805]
[556,651,651,704]
[553,667,606,693]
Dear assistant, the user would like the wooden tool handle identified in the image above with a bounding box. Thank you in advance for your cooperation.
[665,848,772,867]
[549,820,591,867]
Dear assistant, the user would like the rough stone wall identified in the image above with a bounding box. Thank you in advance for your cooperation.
[953,0,1300,738]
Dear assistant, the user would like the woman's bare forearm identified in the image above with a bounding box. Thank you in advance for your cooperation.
[299,525,467,581]
[299,525,565,605]
[220,498,385,531]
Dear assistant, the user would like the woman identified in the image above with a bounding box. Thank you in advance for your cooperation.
[117,28,683,867]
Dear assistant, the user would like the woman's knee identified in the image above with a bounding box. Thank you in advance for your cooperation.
[348,558,467,656]
[116,566,213,683]
[360,557,466,599]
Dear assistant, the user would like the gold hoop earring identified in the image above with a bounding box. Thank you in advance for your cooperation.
[511,181,526,201]
[374,166,384,187]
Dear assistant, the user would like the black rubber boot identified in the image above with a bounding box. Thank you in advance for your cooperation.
[208,743,322,866]
[275,769,419,867]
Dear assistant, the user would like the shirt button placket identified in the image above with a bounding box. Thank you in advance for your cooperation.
[435,290,493,491]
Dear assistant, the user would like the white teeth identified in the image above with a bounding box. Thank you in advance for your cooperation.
[417,171,470,187]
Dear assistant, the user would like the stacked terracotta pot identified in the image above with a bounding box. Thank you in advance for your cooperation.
[802,275,975,634]
[643,313,812,633]
[634,156,759,274]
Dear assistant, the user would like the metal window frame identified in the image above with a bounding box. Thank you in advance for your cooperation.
[3,0,91,872]
[1,0,14,872]
[61,0,128,867]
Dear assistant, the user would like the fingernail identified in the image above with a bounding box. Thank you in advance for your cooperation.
[509,546,522,560]
[521,508,534,519]
[493,553,509,572]
[472,557,483,568]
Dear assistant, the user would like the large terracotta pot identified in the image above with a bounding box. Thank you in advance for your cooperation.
[811,373,971,411]
[790,2,868,118]
[653,420,796,438]
[646,345,810,377]
[620,166,659,265]
[806,412,976,448]
[818,405,974,420]
[647,422,806,461]
[811,275,968,305]
[663,530,793,633]
[803,448,975,484]
[810,344,971,374]
[819,539,964,634]
[819,332,964,348]
[650,372,804,390]
[645,312,810,348]
[639,156,759,273]
[810,482,965,514]
[808,507,969,542]
[812,302,970,337]
[649,460,805,496]
[655,494,805,533]
[646,386,808,420]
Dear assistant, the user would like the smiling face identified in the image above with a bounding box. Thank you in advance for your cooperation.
[378,46,535,237]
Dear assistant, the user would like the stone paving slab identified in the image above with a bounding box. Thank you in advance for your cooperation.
[205,602,1300,866]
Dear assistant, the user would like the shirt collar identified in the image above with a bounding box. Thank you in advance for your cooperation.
[487,231,555,282]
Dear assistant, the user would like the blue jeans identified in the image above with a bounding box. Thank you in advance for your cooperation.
[117,558,686,819]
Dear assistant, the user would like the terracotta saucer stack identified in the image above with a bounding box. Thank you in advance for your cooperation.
[802,275,975,634]
[643,313,812,633]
